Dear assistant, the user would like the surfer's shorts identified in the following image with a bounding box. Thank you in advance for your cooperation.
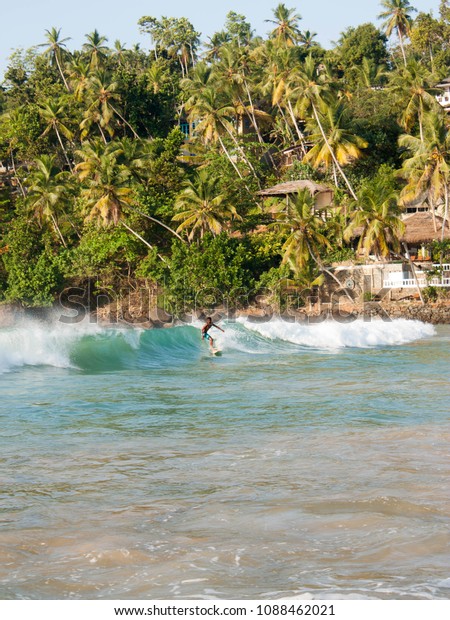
[202,333,212,341]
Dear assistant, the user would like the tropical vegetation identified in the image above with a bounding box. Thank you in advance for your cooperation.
[1,2,450,311]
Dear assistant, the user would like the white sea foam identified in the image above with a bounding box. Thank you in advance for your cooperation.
[0,317,105,374]
[0,315,437,373]
[236,317,436,350]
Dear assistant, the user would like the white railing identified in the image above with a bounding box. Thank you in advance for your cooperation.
[383,276,450,288]
[383,264,450,288]
[384,278,423,288]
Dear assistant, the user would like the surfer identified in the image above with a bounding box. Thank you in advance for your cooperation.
[201,317,224,350]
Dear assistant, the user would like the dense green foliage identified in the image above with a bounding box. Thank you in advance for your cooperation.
[1,2,450,311]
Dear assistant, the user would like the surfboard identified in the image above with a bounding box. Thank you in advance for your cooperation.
[211,348,222,356]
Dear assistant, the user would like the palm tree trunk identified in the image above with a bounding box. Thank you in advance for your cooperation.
[242,83,263,143]
[430,195,437,232]
[66,215,81,239]
[277,103,296,143]
[179,57,186,78]
[51,214,67,247]
[241,85,277,171]
[217,135,254,196]
[222,122,259,182]
[55,126,73,172]
[217,135,243,179]
[10,149,26,198]
[110,104,140,140]
[398,29,407,67]
[306,239,354,302]
[312,103,358,201]
[441,182,449,244]
[287,100,307,155]
[332,162,339,188]
[189,43,196,68]
[241,101,268,151]
[97,123,108,144]
[125,205,187,243]
[122,221,168,263]
[55,52,71,92]
[419,100,424,143]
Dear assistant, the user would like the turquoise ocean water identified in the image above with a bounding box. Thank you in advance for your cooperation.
[0,316,449,600]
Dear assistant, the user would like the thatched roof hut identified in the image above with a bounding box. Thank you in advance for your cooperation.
[257,180,333,208]
[400,212,450,244]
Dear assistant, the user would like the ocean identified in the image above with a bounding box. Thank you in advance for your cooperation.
[0,315,449,600]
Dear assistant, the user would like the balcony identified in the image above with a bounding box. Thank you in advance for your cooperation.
[383,264,450,288]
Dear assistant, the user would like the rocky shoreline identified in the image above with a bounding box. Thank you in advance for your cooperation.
[1,299,450,327]
[239,301,450,325]
[357,301,450,324]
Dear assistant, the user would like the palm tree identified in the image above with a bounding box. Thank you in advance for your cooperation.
[39,27,71,91]
[81,71,139,141]
[378,0,417,66]
[83,30,109,70]
[108,137,151,183]
[265,3,302,47]
[1,108,27,197]
[113,40,127,65]
[272,189,330,272]
[75,144,159,254]
[204,31,231,62]
[271,188,353,296]
[67,59,91,101]
[355,57,388,90]
[38,98,74,171]
[344,176,405,259]
[293,55,359,200]
[389,60,439,142]
[172,170,241,241]
[76,149,133,226]
[182,47,260,178]
[183,85,246,180]
[181,61,214,102]
[75,141,184,244]
[74,139,105,178]
[80,104,110,144]
[303,101,368,188]
[146,62,169,94]
[299,30,318,49]
[398,111,450,239]
[258,41,305,147]
[26,155,71,247]
[212,45,272,153]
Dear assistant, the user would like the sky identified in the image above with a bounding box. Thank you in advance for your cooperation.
[0,0,442,79]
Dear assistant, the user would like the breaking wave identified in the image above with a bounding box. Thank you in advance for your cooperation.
[0,315,436,374]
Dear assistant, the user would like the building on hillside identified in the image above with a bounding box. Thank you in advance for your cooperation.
[179,120,199,140]
[400,211,450,260]
[402,194,432,214]
[273,144,309,169]
[436,77,450,111]
[346,212,450,291]
[257,180,334,211]
[350,212,450,261]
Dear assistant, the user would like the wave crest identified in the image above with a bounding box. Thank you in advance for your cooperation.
[0,316,436,374]
[237,317,435,350]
